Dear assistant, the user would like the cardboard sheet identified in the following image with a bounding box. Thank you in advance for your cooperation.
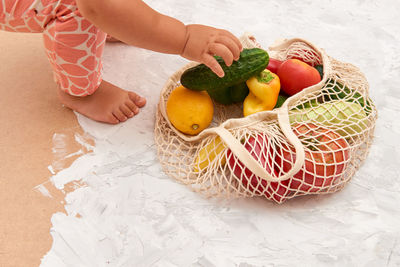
[0,31,89,267]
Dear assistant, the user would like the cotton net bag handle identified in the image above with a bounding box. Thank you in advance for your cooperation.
[213,34,332,183]
[213,34,306,183]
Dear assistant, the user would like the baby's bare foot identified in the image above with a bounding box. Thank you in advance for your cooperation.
[58,80,146,124]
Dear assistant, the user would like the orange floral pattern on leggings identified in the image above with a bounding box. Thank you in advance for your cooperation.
[0,0,106,96]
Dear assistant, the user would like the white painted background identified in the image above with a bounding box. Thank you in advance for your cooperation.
[41,0,400,266]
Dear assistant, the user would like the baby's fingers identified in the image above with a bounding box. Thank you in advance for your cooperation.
[221,30,243,52]
[209,43,234,67]
[216,35,241,61]
[202,53,225,78]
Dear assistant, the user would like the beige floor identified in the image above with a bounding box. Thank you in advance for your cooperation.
[0,31,89,267]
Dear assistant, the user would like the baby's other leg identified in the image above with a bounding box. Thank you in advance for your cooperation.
[43,9,146,124]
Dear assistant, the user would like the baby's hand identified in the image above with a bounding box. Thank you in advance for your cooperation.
[181,24,243,77]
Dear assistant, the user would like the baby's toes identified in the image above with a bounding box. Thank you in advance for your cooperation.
[136,96,146,108]
[113,109,128,122]
[125,100,140,115]
[107,114,119,124]
[120,104,134,118]
[128,92,146,108]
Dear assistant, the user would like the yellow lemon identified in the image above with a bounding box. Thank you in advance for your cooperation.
[166,85,214,135]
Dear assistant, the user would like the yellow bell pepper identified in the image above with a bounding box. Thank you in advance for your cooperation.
[194,136,226,172]
[243,69,281,116]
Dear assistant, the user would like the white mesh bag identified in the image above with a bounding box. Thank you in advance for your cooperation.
[154,33,377,203]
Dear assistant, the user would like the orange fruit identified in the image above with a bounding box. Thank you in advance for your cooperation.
[166,85,214,135]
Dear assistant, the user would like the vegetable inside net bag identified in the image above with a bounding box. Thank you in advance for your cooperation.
[154,33,377,204]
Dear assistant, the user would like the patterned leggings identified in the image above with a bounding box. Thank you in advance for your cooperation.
[0,0,106,96]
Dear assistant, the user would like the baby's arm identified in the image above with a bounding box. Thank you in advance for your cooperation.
[76,0,242,77]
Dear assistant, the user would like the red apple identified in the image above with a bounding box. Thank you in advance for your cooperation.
[227,134,292,203]
[276,123,349,193]
[277,59,321,96]
[266,58,283,74]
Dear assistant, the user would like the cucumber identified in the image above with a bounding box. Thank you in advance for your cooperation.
[207,82,249,105]
[180,48,269,93]
[229,82,249,103]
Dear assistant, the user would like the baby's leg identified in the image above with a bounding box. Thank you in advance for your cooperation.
[42,4,146,124]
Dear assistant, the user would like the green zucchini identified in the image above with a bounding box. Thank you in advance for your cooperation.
[180,48,269,93]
